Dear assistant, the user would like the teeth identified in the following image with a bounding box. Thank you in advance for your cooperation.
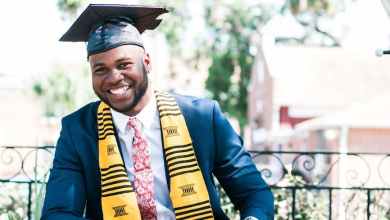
[110,86,129,95]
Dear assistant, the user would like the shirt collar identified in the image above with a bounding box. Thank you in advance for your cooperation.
[110,95,159,133]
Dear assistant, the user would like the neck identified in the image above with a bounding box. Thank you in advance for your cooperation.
[126,85,152,117]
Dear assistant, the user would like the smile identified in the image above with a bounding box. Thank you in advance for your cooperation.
[108,86,130,96]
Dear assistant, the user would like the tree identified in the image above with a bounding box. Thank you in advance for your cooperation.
[57,0,86,19]
[32,66,94,117]
[204,2,272,131]
[204,0,353,132]
[278,0,353,46]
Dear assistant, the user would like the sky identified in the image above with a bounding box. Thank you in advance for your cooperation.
[0,0,71,77]
[341,0,390,49]
[0,0,143,78]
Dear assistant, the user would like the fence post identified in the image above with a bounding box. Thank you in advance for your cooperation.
[27,182,32,220]
[292,188,296,220]
[328,189,332,220]
[367,189,371,220]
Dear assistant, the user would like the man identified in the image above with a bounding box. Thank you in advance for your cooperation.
[41,4,274,220]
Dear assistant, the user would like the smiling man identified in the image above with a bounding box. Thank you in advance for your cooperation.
[41,4,274,220]
[91,45,151,116]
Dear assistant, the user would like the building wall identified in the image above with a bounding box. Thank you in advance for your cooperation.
[291,127,390,153]
[349,128,390,153]
[248,39,273,150]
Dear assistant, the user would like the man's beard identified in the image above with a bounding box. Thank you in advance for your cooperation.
[122,63,149,113]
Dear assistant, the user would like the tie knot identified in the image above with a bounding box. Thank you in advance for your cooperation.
[127,117,140,130]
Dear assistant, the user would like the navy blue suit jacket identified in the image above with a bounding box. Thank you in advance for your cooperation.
[41,95,274,220]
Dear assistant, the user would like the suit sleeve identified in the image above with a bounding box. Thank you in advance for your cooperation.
[212,101,274,220]
[41,118,88,220]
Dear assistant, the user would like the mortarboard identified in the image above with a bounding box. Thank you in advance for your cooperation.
[60,4,168,56]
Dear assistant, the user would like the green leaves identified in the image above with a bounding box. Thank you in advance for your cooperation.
[289,0,332,14]
[57,0,86,18]
[204,2,271,131]
[32,66,94,117]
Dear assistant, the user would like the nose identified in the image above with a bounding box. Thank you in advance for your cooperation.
[107,68,124,83]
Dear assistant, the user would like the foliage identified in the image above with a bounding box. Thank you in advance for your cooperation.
[289,0,331,14]
[0,177,48,220]
[57,0,86,19]
[218,170,331,219]
[280,0,356,46]
[0,189,24,220]
[371,191,390,219]
[273,174,329,220]
[0,186,47,220]
[202,0,353,130]
[33,69,76,117]
[32,65,94,117]
[143,0,188,53]
[204,2,272,130]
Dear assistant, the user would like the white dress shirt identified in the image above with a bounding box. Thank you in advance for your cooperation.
[111,96,175,219]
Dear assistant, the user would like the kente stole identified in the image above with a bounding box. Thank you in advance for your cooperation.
[97,91,214,219]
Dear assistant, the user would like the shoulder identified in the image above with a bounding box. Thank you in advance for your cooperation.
[171,93,216,112]
[169,93,223,127]
[61,101,100,128]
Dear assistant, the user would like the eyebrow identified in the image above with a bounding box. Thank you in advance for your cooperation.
[92,62,105,69]
[92,57,133,69]
[115,57,133,63]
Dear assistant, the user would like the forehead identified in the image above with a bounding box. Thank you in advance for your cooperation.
[89,45,144,64]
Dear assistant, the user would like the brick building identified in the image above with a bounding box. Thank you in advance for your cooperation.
[248,46,390,151]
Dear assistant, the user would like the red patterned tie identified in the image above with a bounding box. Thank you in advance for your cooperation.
[128,117,157,220]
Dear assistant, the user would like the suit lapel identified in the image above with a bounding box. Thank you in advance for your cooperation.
[90,102,99,164]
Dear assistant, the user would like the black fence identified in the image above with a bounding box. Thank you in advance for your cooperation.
[249,150,390,220]
[1,146,390,220]
[0,146,54,220]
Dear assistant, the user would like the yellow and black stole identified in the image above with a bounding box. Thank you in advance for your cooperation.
[97,91,214,220]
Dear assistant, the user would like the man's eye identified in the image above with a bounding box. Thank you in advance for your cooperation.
[94,68,106,75]
[118,63,131,69]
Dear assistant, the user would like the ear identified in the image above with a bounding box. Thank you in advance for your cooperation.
[143,53,151,73]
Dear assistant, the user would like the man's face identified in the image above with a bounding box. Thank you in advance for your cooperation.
[89,45,150,115]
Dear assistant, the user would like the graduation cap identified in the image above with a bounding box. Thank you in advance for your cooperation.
[60,4,169,56]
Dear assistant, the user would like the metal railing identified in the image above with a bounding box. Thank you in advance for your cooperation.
[249,150,390,220]
[0,146,54,220]
[1,146,390,219]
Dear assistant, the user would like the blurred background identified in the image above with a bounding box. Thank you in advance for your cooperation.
[1,0,390,219]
